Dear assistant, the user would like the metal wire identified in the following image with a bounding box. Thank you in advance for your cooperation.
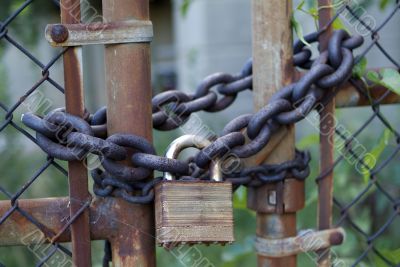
[0,0,399,267]
[20,30,361,206]
[315,2,400,266]
[0,1,72,265]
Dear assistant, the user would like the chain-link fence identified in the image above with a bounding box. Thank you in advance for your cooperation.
[0,0,399,267]
[0,1,77,266]
[319,1,400,266]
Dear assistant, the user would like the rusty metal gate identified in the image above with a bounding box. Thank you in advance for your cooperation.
[0,0,399,266]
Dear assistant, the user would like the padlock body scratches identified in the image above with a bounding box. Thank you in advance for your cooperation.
[155,135,235,247]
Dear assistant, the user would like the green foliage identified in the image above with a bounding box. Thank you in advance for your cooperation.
[374,248,400,266]
[0,0,58,47]
[233,186,247,210]
[0,1,399,266]
[352,57,368,79]
[379,0,396,10]
[0,55,9,104]
[322,0,396,10]
[367,68,400,95]
[293,0,318,41]
[297,133,319,150]
[180,0,194,18]
[0,2,64,266]
[291,13,312,47]
[332,16,350,32]
[220,237,255,267]
[294,0,397,36]
[294,0,350,34]
[299,0,319,21]
[360,128,392,183]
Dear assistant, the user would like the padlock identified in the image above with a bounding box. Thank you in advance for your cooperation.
[155,135,234,247]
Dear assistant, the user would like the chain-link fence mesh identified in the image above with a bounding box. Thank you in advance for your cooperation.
[312,1,400,266]
[0,1,75,266]
[0,0,399,267]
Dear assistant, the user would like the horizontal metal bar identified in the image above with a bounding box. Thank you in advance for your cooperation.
[45,20,153,46]
[294,71,400,107]
[0,197,120,246]
[336,80,400,107]
[255,228,345,258]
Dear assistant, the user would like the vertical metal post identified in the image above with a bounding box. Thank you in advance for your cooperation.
[249,0,303,266]
[317,1,334,266]
[102,0,155,266]
[61,1,92,266]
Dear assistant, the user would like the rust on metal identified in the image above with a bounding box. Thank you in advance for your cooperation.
[50,24,69,43]
[0,197,119,246]
[329,230,344,245]
[336,79,400,107]
[248,179,305,213]
[255,228,345,258]
[250,0,302,266]
[101,0,155,266]
[317,1,335,266]
[242,126,288,167]
[60,0,92,266]
[294,70,400,107]
[45,20,153,46]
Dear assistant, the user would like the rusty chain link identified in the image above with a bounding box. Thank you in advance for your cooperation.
[90,34,319,134]
[21,30,363,204]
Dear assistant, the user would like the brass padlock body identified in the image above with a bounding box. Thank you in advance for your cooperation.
[155,180,234,246]
[155,134,234,247]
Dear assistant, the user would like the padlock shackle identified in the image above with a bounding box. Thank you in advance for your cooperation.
[164,135,222,181]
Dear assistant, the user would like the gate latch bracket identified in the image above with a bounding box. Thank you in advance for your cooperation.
[255,228,345,258]
[45,20,153,46]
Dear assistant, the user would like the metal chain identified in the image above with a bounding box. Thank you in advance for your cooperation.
[88,32,320,135]
[226,150,311,188]
[193,30,363,168]
[21,30,363,204]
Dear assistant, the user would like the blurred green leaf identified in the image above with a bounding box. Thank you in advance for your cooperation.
[374,248,400,266]
[180,0,193,17]
[380,69,400,95]
[297,0,306,10]
[221,236,255,267]
[379,0,391,10]
[367,68,400,95]
[291,14,311,47]
[352,57,368,79]
[233,187,247,210]
[305,188,318,206]
[332,17,350,32]
[366,70,381,84]
[298,134,319,149]
[361,128,392,183]
[295,0,319,27]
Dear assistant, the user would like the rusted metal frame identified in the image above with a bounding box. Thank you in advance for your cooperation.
[45,20,153,46]
[248,0,302,266]
[101,0,155,266]
[60,0,92,266]
[294,71,400,107]
[317,1,335,266]
[50,199,91,243]
[336,80,400,107]
[0,198,123,246]
[255,228,344,258]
